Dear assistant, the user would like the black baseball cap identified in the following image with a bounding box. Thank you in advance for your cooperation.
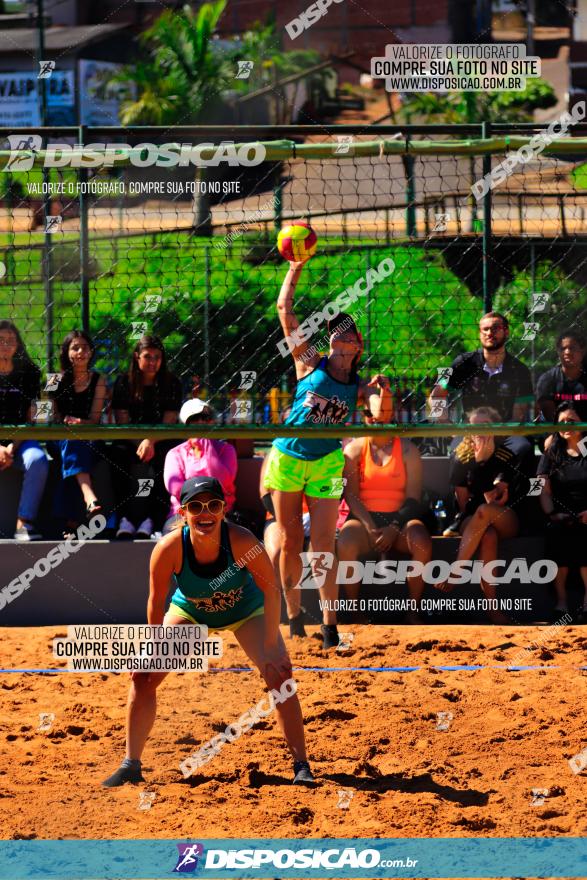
[327,312,359,337]
[180,476,225,506]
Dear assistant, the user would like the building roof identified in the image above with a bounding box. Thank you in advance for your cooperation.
[0,24,128,55]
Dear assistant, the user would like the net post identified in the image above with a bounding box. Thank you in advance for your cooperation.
[41,127,54,373]
[481,120,493,314]
[79,124,90,333]
[403,137,417,238]
[204,242,211,388]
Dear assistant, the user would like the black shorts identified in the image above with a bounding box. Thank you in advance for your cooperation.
[346,510,434,532]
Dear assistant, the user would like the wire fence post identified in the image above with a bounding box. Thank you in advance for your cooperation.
[482,120,493,314]
[79,124,90,333]
[41,135,54,373]
[273,167,283,233]
[204,242,211,388]
[365,249,371,366]
[403,142,417,238]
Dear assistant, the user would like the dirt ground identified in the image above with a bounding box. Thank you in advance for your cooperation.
[1,623,586,849]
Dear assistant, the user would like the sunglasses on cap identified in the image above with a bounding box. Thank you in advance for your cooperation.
[184,498,225,515]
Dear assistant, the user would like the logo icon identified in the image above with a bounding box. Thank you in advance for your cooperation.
[531,293,550,313]
[144,294,162,313]
[527,477,545,497]
[530,787,549,806]
[38,712,55,733]
[523,322,539,341]
[336,632,354,653]
[45,215,62,234]
[131,321,149,339]
[173,843,204,873]
[138,790,156,811]
[428,397,447,420]
[433,211,449,232]
[236,61,254,79]
[5,134,42,172]
[38,60,56,79]
[239,371,256,390]
[45,373,61,392]
[568,747,587,775]
[334,135,354,155]
[436,711,453,731]
[578,436,587,458]
[136,478,154,497]
[298,551,334,589]
[336,788,354,808]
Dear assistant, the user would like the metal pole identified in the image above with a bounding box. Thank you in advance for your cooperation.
[204,243,210,388]
[481,121,492,314]
[273,167,282,234]
[79,124,90,332]
[530,242,536,385]
[527,0,536,58]
[365,249,371,365]
[403,143,416,238]
[36,0,54,370]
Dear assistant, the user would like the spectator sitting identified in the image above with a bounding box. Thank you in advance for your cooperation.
[111,334,182,539]
[537,403,587,617]
[162,399,237,534]
[49,330,107,535]
[0,320,49,540]
[441,406,530,623]
[536,330,587,426]
[430,312,535,466]
[337,398,433,624]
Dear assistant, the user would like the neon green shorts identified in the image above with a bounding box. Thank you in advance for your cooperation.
[263,446,345,498]
[166,604,264,632]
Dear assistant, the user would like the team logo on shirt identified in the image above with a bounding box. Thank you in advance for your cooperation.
[187,588,243,612]
[303,391,349,424]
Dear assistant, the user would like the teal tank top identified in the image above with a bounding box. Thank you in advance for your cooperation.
[274,357,359,461]
[170,523,265,628]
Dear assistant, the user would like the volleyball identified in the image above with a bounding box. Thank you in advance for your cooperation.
[277,222,317,262]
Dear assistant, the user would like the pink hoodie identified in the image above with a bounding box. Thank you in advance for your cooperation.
[164,439,237,515]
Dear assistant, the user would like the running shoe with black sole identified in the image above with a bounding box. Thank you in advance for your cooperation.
[293,760,315,785]
[320,624,339,650]
[101,763,144,787]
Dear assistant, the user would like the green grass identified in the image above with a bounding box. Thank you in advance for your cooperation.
[2,230,578,392]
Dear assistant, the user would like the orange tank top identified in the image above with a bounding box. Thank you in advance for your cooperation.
[359,436,406,513]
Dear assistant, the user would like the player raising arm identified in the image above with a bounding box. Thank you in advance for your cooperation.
[264,260,390,648]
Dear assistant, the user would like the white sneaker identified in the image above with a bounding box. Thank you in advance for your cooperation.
[135,518,154,539]
[116,517,136,540]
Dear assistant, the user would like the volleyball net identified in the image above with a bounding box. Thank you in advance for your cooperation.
[1,124,586,432]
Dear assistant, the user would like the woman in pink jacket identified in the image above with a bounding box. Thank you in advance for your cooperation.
[163,399,237,533]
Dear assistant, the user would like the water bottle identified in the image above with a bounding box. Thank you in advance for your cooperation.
[434,499,447,535]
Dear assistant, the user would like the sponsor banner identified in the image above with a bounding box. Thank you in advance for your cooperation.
[79,60,125,125]
[0,838,585,878]
[0,71,74,126]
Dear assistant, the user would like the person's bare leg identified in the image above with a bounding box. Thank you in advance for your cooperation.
[458,503,518,562]
[476,525,510,624]
[306,496,342,628]
[396,521,432,623]
[126,670,169,759]
[272,490,304,608]
[74,472,99,508]
[235,615,307,764]
[554,566,569,610]
[336,520,371,602]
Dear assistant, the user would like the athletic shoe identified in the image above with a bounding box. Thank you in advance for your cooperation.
[289,610,307,638]
[135,518,154,539]
[320,624,339,650]
[293,760,315,785]
[443,512,465,538]
[116,517,136,540]
[101,763,144,788]
[14,523,42,541]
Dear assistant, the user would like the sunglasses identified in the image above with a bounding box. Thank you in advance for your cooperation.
[184,498,225,515]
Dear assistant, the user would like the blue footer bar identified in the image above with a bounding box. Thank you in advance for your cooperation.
[0,838,586,878]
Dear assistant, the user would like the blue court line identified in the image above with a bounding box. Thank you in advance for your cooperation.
[2,665,587,674]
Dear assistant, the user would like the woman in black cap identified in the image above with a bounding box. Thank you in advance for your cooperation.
[102,475,313,787]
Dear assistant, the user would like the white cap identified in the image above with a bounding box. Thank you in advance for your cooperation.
[179,398,214,424]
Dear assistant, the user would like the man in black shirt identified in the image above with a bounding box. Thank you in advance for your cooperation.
[431,312,535,465]
[536,330,587,423]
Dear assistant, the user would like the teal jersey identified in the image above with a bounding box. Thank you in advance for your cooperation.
[170,523,264,628]
[274,357,359,461]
